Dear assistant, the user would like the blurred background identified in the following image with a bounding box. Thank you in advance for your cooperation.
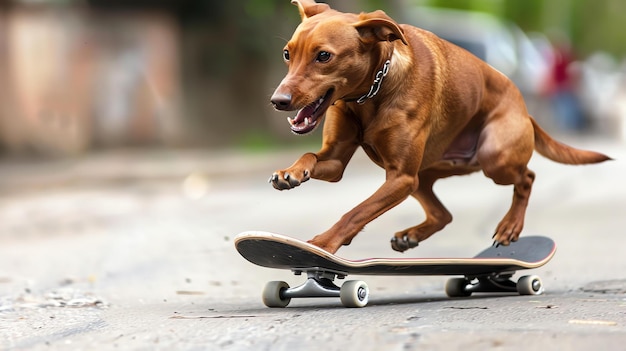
[0,0,625,157]
[1,2,625,342]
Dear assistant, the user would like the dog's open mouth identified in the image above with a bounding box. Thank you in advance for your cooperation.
[287,89,334,135]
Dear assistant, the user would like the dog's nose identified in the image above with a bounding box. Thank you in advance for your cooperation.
[270,93,292,110]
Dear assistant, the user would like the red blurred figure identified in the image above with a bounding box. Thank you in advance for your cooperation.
[545,39,586,131]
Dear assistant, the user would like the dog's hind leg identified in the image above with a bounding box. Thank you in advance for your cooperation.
[489,166,536,246]
[477,115,535,246]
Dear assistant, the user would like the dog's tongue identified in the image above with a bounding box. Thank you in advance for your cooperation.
[293,102,317,124]
[287,95,328,134]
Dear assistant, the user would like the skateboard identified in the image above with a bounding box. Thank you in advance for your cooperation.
[234,231,556,308]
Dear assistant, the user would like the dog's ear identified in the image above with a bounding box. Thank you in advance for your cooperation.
[291,0,330,20]
[354,11,408,46]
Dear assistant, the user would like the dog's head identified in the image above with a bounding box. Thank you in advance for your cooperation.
[270,0,408,135]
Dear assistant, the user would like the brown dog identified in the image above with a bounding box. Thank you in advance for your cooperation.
[268,0,610,254]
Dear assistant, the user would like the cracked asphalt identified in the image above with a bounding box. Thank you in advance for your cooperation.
[1,137,625,350]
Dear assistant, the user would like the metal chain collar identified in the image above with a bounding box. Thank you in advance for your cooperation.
[356,59,391,104]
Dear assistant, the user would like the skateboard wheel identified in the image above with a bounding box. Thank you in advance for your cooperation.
[517,275,544,295]
[340,280,369,308]
[445,278,472,297]
[262,281,291,308]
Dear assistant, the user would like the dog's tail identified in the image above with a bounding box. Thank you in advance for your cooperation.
[531,117,611,165]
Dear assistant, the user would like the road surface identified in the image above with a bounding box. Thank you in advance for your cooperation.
[1,137,625,350]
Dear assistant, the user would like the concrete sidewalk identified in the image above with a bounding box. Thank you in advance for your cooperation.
[0,135,619,190]
[0,148,285,194]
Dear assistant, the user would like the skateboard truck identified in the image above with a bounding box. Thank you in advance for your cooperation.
[263,268,370,308]
[445,273,544,297]
[284,270,343,298]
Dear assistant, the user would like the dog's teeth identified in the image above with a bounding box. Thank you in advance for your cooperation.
[287,116,295,126]
[304,118,310,126]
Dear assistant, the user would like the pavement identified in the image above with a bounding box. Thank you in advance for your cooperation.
[0,136,625,350]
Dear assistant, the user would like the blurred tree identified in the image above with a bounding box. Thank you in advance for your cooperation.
[423,0,626,57]
[173,0,299,146]
[572,0,626,57]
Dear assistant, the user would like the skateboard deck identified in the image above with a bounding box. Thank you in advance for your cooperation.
[234,231,556,308]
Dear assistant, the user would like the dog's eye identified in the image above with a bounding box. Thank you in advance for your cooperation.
[283,50,290,61]
[316,51,331,63]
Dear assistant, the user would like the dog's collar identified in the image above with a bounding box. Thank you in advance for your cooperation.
[353,59,391,104]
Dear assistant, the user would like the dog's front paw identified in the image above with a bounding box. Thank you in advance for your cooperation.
[268,169,310,190]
